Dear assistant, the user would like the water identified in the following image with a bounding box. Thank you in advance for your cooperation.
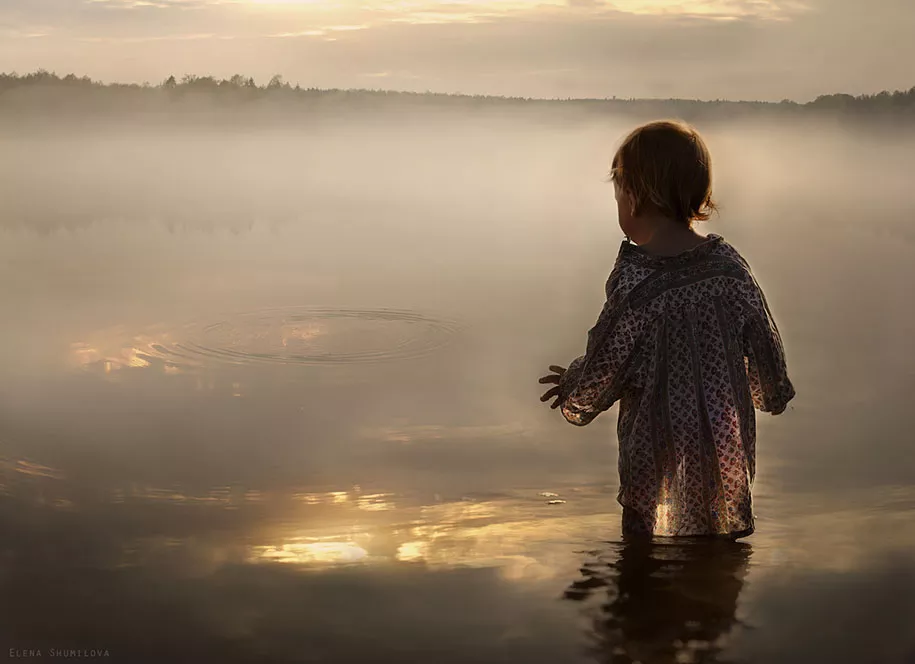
[1,112,914,663]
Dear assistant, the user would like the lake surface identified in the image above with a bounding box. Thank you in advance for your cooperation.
[1,114,913,663]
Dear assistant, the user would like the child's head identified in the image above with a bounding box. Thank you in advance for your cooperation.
[610,120,717,240]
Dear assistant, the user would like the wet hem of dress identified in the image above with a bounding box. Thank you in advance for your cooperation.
[621,527,755,542]
[620,504,755,540]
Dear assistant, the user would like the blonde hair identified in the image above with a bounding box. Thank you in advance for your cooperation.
[609,120,718,225]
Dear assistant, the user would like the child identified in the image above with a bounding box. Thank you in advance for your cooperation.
[539,120,794,539]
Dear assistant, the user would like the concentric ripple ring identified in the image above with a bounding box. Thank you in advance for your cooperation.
[151,307,463,367]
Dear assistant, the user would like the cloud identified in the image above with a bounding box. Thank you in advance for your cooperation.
[272,23,369,38]
[78,32,224,42]
[86,0,220,7]
[272,29,326,37]
[0,0,812,38]
[603,0,810,19]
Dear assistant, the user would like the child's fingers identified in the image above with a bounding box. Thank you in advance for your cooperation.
[548,365,566,374]
[538,375,560,384]
[540,386,560,402]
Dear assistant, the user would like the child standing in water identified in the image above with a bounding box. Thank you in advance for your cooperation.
[539,120,794,539]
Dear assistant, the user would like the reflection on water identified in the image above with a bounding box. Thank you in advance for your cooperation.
[2,443,915,662]
[566,539,751,664]
[68,307,463,373]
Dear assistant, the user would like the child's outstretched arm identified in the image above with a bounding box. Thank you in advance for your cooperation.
[543,297,648,427]
[741,277,796,415]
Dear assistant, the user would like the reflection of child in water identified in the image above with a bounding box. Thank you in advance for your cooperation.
[539,121,794,539]
[565,539,752,663]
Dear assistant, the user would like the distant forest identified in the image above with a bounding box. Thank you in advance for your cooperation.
[2,70,915,123]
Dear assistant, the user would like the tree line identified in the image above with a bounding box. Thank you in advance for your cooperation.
[1,69,914,120]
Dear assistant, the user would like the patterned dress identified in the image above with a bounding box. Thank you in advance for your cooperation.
[558,234,795,538]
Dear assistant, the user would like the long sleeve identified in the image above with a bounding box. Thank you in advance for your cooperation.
[557,297,647,427]
[741,278,795,415]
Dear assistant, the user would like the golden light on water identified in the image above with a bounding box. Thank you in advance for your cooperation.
[68,328,179,376]
[70,342,152,372]
[6,459,915,581]
[225,485,915,582]
[66,316,333,376]
[395,541,427,562]
[0,458,65,480]
[239,489,614,582]
[254,540,370,564]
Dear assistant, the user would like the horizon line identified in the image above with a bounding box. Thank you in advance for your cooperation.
[3,69,915,107]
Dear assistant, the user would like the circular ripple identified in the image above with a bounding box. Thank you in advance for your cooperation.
[150,307,462,367]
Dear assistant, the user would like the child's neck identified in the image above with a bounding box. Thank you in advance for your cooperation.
[635,217,708,257]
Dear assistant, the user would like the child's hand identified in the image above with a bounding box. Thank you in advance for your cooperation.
[538,365,567,409]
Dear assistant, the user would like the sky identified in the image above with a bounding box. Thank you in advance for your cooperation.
[0,0,913,101]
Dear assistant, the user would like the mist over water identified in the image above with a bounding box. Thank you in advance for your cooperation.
[1,108,914,663]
